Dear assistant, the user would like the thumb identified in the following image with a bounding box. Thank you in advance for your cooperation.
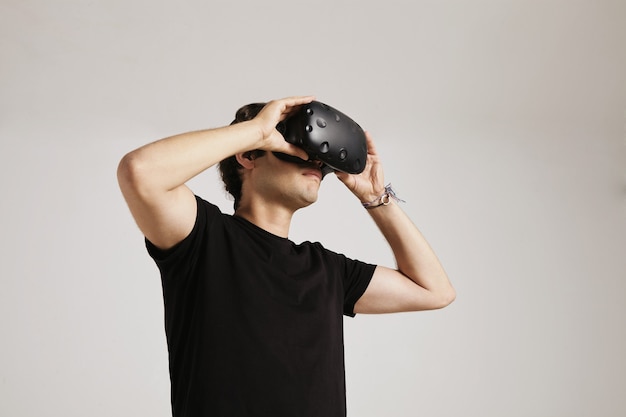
[335,171,356,189]
[278,142,310,161]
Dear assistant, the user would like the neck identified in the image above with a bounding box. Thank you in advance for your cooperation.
[234,203,295,238]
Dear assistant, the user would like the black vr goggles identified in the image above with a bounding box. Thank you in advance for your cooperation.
[274,101,367,176]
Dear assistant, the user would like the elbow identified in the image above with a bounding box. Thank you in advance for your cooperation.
[442,286,456,308]
[117,152,138,189]
[432,285,456,310]
[117,151,151,197]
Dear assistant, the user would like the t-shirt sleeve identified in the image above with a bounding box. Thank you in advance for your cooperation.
[145,196,220,277]
[341,256,376,318]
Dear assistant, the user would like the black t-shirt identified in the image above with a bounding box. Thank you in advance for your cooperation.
[146,196,376,417]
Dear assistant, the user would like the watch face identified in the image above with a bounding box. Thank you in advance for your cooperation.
[282,101,367,174]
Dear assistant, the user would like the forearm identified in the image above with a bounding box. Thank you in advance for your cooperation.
[119,120,263,194]
[367,200,455,301]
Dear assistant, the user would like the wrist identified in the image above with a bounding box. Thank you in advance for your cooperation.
[245,119,269,147]
[361,183,405,209]
[230,119,270,153]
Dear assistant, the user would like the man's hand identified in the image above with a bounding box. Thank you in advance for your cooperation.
[336,132,386,203]
[253,96,315,160]
[336,131,455,313]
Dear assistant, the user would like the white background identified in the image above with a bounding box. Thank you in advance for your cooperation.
[1,1,625,416]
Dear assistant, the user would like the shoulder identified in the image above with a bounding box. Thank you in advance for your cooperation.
[145,195,225,260]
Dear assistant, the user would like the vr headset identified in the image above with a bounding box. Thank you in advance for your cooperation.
[274,101,367,176]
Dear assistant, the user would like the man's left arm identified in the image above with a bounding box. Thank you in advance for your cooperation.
[337,133,455,314]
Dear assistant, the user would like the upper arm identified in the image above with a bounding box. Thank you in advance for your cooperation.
[117,154,198,250]
[354,266,455,314]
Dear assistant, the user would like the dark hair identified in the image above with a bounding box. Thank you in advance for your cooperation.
[218,102,267,210]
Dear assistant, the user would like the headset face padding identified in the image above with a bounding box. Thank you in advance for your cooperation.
[280,101,367,174]
[271,152,335,179]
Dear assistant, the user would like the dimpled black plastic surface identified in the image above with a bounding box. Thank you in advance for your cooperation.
[282,101,367,174]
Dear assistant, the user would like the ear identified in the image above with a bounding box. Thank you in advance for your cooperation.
[235,152,256,170]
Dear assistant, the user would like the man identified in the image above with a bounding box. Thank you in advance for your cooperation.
[117,95,455,416]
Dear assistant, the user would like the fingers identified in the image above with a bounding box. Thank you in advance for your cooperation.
[334,170,350,184]
[252,96,314,145]
[269,95,315,111]
[276,95,316,121]
[364,131,378,155]
[279,142,310,161]
[281,95,316,106]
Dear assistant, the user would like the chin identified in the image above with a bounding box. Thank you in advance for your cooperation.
[295,192,319,210]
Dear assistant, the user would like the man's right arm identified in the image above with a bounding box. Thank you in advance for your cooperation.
[117,96,314,250]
